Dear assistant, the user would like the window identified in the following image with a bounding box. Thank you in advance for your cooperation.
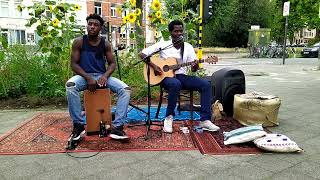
[0,0,9,17]
[27,33,35,44]
[8,29,26,44]
[111,4,116,17]
[0,31,8,48]
[94,2,102,16]
[14,0,23,17]
[122,10,127,18]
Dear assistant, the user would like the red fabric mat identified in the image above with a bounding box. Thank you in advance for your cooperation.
[189,117,264,155]
[0,113,265,155]
[0,112,196,155]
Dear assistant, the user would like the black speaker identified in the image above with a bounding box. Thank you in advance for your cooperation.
[212,67,245,116]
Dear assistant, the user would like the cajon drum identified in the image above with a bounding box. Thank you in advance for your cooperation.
[84,89,112,135]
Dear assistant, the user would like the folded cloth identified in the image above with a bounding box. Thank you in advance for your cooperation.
[223,125,267,145]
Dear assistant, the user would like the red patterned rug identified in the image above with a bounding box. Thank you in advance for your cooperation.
[0,112,196,155]
[0,112,265,155]
[190,117,264,155]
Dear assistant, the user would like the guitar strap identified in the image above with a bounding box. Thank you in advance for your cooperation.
[180,42,184,62]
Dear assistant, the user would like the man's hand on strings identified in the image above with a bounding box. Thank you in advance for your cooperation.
[191,61,199,72]
[152,65,163,76]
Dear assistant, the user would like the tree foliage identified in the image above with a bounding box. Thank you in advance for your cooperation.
[203,0,273,47]
[18,0,84,81]
[271,0,320,44]
[0,0,85,99]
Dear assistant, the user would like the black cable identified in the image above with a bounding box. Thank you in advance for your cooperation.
[65,134,106,158]
[65,149,102,159]
[65,128,107,158]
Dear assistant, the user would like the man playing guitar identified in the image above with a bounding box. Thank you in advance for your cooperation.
[139,20,220,133]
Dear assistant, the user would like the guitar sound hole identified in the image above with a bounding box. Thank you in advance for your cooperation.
[163,65,169,72]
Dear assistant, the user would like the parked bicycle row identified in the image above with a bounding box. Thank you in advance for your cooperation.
[248,45,296,58]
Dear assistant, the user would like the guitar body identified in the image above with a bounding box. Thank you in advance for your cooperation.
[143,55,217,85]
[143,57,177,85]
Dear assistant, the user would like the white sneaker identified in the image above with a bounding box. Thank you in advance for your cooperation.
[163,115,173,133]
[199,120,220,132]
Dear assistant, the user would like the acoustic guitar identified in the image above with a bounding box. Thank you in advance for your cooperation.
[143,56,218,85]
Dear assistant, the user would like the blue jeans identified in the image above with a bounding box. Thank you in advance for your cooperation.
[161,74,212,121]
[66,73,131,128]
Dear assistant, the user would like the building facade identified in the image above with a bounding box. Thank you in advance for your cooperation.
[0,0,33,45]
[293,28,317,45]
[86,0,129,48]
[0,0,155,48]
[0,0,87,45]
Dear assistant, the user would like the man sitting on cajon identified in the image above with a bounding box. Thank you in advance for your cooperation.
[66,14,131,140]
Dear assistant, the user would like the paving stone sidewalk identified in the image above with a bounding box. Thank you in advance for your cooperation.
[1,57,320,180]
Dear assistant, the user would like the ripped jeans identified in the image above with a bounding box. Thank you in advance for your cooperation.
[66,73,131,128]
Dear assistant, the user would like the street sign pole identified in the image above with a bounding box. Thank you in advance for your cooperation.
[283,16,288,65]
[282,1,290,65]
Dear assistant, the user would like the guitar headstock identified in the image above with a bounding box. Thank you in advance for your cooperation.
[206,56,218,64]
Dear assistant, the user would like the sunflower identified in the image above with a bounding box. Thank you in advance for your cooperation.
[135,8,141,16]
[160,19,166,24]
[151,0,161,11]
[122,16,128,24]
[74,4,81,11]
[127,13,136,24]
[155,11,161,19]
[52,18,60,27]
[116,6,122,16]
[129,0,136,8]
[17,5,23,12]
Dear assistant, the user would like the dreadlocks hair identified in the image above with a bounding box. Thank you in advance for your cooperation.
[168,20,184,32]
[86,13,105,26]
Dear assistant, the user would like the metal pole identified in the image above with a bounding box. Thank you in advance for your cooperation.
[197,0,203,68]
[317,46,320,70]
[282,16,288,65]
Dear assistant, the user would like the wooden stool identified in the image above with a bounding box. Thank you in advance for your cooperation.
[84,89,112,135]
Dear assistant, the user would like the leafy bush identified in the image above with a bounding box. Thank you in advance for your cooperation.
[0,0,82,100]
[114,50,159,102]
[0,45,65,99]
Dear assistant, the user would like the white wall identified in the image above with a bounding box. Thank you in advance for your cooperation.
[144,0,155,45]
[0,0,87,45]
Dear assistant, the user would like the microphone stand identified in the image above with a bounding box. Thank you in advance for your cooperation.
[114,48,147,114]
[137,43,176,140]
[128,38,181,140]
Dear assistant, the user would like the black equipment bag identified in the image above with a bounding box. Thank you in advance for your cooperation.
[211,67,245,116]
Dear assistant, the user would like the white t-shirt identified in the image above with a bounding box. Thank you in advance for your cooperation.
[142,40,197,75]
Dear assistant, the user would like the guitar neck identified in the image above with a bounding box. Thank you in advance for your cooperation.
[170,59,205,70]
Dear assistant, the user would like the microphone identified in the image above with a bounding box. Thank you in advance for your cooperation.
[173,36,184,45]
[158,36,184,52]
